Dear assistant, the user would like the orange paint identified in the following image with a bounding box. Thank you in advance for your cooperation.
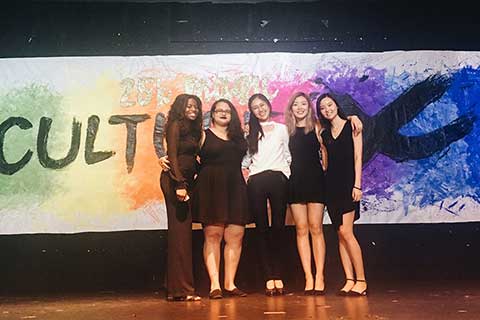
[114,75,190,209]
[115,73,272,210]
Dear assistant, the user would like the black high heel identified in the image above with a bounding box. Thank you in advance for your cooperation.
[314,289,325,296]
[337,278,355,296]
[348,279,368,297]
[209,289,223,299]
[314,278,325,295]
[304,289,314,295]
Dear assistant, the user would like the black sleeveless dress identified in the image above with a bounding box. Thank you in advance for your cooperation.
[288,127,326,204]
[321,120,360,230]
[192,129,251,226]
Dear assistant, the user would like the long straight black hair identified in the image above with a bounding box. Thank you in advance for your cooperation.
[315,93,348,130]
[247,93,272,155]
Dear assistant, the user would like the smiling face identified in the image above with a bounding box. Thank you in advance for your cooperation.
[318,96,339,121]
[184,98,199,121]
[250,97,271,122]
[212,101,232,127]
[291,95,310,121]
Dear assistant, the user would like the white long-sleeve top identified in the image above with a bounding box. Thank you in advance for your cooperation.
[242,121,291,178]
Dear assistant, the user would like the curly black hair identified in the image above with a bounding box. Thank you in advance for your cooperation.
[165,93,203,142]
[210,99,246,146]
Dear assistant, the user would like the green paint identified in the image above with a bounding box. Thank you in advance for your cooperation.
[0,84,68,207]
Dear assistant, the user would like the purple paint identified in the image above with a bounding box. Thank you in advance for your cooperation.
[312,65,397,116]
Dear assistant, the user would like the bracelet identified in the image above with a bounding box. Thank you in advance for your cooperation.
[354,186,362,191]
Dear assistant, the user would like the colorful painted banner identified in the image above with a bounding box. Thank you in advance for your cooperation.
[0,51,479,234]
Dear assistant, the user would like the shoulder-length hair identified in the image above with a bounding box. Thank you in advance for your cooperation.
[247,93,272,155]
[211,99,246,146]
[165,93,203,142]
[284,92,316,136]
[315,93,347,130]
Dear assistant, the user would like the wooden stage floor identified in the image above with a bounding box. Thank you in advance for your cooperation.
[1,281,478,320]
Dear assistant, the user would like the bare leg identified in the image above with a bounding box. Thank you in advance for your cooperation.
[223,224,245,291]
[338,212,367,293]
[307,203,326,291]
[203,225,224,292]
[338,237,355,292]
[291,203,314,291]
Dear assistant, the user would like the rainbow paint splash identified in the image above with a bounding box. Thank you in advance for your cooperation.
[0,52,479,234]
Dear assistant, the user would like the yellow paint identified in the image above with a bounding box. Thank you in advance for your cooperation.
[41,75,132,222]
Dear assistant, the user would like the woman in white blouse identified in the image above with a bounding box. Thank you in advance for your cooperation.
[244,93,291,296]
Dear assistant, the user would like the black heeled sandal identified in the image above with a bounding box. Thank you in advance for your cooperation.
[337,278,355,296]
[348,279,368,296]
[314,279,325,295]
[304,289,314,295]
[209,289,223,299]
[314,289,325,296]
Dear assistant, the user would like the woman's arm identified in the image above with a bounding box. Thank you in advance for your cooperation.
[352,131,363,202]
[346,115,363,136]
[280,124,292,165]
[199,130,206,149]
[320,137,328,172]
[315,122,328,171]
[165,122,188,200]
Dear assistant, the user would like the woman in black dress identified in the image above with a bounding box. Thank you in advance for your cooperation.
[317,93,367,296]
[192,99,250,299]
[160,94,202,301]
[285,92,327,295]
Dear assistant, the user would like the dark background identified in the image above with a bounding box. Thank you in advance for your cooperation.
[1,0,479,295]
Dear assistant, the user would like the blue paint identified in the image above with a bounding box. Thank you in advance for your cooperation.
[395,67,480,208]
[313,64,478,216]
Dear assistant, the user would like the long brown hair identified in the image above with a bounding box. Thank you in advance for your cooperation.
[284,92,316,136]
[247,93,272,155]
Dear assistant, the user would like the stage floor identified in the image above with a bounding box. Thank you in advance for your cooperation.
[1,281,478,320]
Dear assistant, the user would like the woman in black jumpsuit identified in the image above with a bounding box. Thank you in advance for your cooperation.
[160,94,203,301]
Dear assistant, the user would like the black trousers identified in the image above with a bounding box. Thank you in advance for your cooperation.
[160,172,195,297]
[247,170,288,281]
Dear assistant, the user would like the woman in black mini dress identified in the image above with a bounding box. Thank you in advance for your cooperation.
[317,93,367,296]
[192,99,250,299]
[285,92,327,295]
